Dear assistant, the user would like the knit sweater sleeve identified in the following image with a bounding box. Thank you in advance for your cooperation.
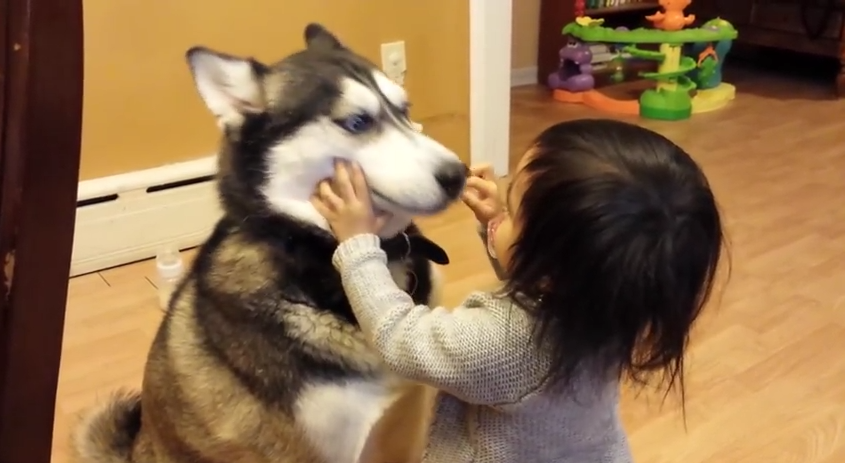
[332,233,542,406]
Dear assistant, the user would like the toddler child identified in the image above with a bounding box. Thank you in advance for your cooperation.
[311,118,724,463]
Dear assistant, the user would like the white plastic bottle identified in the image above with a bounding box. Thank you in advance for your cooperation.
[155,245,184,310]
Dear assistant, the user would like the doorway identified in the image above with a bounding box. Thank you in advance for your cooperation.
[0,0,84,462]
[470,0,513,176]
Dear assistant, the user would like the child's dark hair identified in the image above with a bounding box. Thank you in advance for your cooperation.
[503,119,723,398]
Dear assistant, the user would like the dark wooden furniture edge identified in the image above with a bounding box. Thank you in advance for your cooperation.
[732,25,845,97]
[537,0,574,86]
[695,0,845,97]
[0,0,84,461]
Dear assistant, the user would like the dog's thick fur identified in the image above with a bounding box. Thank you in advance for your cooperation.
[71,23,466,463]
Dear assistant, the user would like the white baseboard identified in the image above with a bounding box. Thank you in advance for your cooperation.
[510,66,538,87]
[71,156,221,277]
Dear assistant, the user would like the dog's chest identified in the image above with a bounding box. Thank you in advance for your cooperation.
[290,261,428,463]
[387,259,412,291]
[295,379,399,463]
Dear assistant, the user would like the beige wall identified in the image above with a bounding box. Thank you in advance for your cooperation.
[80,1,469,181]
[512,0,541,69]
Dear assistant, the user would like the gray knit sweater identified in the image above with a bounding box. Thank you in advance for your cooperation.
[332,230,634,463]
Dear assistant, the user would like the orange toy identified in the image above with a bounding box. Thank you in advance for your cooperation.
[552,89,639,116]
[645,0,696,32]
[696,43,718,66]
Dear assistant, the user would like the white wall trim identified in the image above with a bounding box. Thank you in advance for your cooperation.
[511,66,538,87]
[469,0,512,176]
[71,156,221,276]
[77,156,216,202]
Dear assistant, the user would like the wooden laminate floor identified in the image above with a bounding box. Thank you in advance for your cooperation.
[54,64,845,463]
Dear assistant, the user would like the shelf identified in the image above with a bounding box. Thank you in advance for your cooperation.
[585,2,659,16]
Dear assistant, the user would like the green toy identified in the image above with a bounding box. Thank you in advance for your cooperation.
[557,0,738,122]
[623,45,698,120]
[608,55,626,84]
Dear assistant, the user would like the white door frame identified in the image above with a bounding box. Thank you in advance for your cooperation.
[469,0,512,176]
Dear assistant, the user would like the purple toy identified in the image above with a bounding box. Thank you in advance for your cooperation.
[547,38,595,92]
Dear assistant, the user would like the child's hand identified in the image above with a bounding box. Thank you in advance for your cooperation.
[311,161,389,242]
[461,164,505,225]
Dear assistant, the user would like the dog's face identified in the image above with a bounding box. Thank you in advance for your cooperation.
[186,24,466,237]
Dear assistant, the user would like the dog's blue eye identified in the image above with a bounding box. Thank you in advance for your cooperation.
[340,114,375,133]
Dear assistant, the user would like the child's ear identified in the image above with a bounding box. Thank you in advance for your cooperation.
[185,46,267,128]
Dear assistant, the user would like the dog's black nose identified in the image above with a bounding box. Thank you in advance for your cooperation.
[435,162,469,198]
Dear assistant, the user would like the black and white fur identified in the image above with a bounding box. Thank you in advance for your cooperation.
[190,24,466,236]
[70,23,465,463]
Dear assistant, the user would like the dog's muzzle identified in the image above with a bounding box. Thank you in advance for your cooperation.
[434,162,470,199]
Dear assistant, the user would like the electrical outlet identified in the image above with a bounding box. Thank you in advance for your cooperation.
[380,41,407,85]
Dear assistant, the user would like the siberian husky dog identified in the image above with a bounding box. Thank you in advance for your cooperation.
[71,23,466,463]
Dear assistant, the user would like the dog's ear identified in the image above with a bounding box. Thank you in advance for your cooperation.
[304,23,345,52]
[186,46,267,128]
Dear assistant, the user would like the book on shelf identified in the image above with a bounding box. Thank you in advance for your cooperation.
[585,0,655,10]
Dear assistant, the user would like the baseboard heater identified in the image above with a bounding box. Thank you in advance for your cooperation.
[71,156,222,277]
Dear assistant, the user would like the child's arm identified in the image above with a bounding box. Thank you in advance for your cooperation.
[333,234,543,405]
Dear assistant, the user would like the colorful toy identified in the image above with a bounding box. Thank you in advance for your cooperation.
[684,18,735,91]
[548,38,596,93]
[548,0,738,121]
[645,0,696,31]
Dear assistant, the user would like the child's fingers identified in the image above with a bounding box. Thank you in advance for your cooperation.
[309,195,332,218]
[469,164,495,180]
[332,161,357,201]
[466,177,498,197]
[317,180,344,210]
[349,162,370,203]
[461,187,478,201]
[461,188,482,208]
